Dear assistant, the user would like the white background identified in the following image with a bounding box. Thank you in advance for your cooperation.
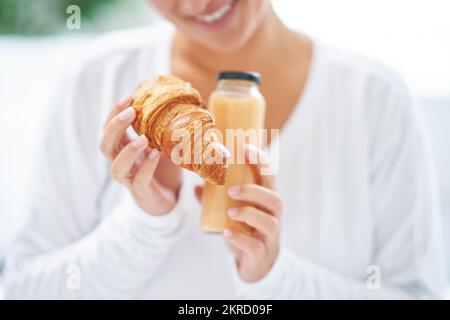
[273,0,450,96]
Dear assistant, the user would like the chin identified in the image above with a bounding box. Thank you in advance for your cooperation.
[196,33,251,53]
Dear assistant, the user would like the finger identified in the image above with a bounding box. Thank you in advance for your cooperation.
[228,184,282,217]
[194,185,203,203]
[245,144,274,189]
[103,96,133,130]
[153,153,182,190]
[225,241,242,259]
[223,229,265,258]
[224,241,244,266]
[228,206,279,236]
[109,135,148,184]
[132,148,161,194]
[100,106,136,160]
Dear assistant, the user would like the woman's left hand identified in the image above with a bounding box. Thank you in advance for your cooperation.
[196,144,282,283]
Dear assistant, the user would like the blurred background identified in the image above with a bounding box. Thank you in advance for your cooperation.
[0,0,449,298]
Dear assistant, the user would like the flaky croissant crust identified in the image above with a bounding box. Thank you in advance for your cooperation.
[132,75,230,185]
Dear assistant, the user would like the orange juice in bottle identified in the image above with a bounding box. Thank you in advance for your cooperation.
[201,71,266,233]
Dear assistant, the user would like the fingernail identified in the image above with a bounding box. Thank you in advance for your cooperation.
[228,186,241,198]
[119,107,135,121]
[148,148,160,160]
[132,135,147,148]
[223,229,233,238]
[227,208,238,218]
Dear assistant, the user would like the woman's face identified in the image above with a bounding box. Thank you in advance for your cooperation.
[149,0,271,52]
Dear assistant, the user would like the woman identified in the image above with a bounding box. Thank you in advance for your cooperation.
[4,0,446,299]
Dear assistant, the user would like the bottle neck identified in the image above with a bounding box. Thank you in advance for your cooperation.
[216,79,260,96]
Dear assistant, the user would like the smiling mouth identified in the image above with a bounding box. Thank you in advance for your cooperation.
[195,0,237,24]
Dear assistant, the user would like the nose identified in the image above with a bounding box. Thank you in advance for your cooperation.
[179,0,210,15]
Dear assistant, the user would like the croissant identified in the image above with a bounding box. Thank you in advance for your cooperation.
[132,75,230,185]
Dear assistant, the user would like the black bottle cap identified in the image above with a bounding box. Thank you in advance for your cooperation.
[217,71,261,85]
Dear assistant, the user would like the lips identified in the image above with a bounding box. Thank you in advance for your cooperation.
[195,0,236,24]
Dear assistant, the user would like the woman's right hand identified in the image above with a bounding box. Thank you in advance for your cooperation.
[100,96,182,216]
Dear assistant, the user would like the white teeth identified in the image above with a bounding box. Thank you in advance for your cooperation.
[196,1,234,23]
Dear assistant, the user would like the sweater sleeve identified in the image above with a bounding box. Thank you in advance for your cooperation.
[230,73,446,300]
[3,57,191,299]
